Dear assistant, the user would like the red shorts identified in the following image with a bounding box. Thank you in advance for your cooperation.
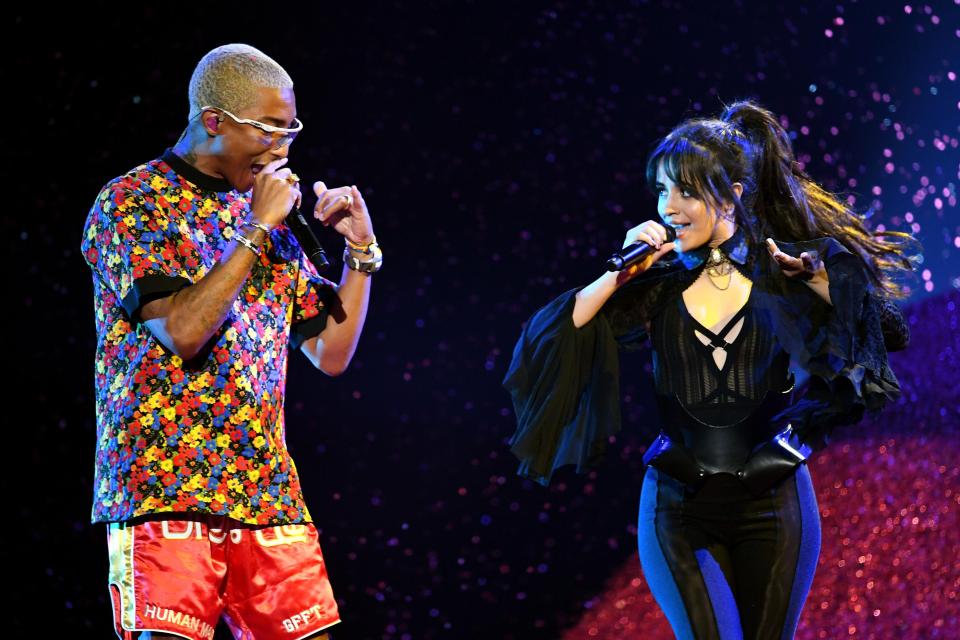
[106,513,341,640]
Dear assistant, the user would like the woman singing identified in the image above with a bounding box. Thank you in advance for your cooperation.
[502,99,921,639]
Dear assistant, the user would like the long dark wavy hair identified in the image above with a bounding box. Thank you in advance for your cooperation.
[644,99,923,300]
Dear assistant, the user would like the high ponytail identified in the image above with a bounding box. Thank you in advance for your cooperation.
[721,100,922,300]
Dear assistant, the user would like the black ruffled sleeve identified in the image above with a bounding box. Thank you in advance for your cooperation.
[503,262,695,485]
[877,295,910,352]
[501,276,659,485]
[769,237,904,452]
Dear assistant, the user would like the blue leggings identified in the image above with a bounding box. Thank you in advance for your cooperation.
[638,465,821,640]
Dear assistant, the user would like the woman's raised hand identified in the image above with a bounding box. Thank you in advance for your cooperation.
[617,221,677,285]
[765,238,826,282]
[573,221,674,328]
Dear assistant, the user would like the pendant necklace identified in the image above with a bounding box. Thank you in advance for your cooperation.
[704,247,734,290]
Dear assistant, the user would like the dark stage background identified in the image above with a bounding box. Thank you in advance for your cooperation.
[12,1,960,638]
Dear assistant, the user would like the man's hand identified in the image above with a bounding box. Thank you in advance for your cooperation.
[312,182,374,244]
[250,158,301,229]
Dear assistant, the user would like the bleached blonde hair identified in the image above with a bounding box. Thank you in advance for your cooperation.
[187,43,293,121]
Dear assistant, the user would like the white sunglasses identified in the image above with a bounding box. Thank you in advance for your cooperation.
[200,105,304,149]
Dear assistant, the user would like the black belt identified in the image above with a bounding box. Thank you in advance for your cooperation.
[642,372,812,496]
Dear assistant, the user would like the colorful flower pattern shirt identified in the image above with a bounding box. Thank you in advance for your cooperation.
[81,148,339,525]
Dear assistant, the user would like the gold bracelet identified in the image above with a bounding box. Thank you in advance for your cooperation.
[345,236,377,254]
[234,233,262,257]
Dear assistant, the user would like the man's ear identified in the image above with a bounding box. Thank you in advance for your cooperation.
[201,110,222,136]
[732,182,743,199]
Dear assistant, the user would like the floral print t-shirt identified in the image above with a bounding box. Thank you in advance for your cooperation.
[81,148,339,526]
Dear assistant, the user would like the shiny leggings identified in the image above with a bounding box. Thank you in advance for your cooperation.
[638,464,821,640]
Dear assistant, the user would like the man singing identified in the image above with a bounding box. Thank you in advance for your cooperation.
[81,43,382,639]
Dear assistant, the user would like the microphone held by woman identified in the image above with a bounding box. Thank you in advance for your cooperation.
[606,224,677,271]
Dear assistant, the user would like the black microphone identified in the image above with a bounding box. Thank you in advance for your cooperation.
[605,225,677,272]
[285,205,331,272]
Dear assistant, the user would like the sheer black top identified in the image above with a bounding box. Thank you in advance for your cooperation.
[651,283,791,429]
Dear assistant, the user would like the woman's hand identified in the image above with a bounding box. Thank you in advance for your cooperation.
[573,221,674,327]
[616,221,676,286]
[766,238,827,283]
[767,237,832,305]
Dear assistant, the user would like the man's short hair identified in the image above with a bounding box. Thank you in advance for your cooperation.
[187,43,293,121]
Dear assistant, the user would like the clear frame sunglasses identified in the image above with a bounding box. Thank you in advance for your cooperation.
[199,105,304,150]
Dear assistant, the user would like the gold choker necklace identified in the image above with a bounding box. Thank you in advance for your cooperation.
[704,247,734,290]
